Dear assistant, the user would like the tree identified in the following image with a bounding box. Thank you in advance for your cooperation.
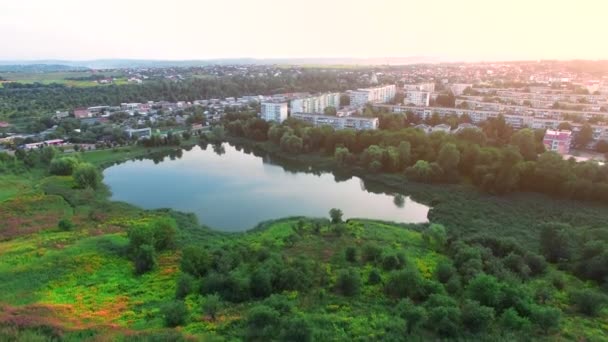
[422,224,447,251]
[323,106,337,116]
[336,269,361,296]
[202,293,222,321]
[134,244,156,275]
[161,300,188,327]
[466,274,503,308]
[151,218,177,251]
[246,305,280,341]
[575,123,594,149]
[280,316,313,342]
[510,128,537,161]
[531,305,560,334]
[49,157,79,175]
[175,273,196,299]
[437,143,460,173]
[539,223,573,262]
[499,308,531,331]
[73,163,102,189]
[334,146,352,166]
[180,246,211,277]
[461,300,495,333]
[398,141,411,168]
[329,208,343,223]
[280,133,303,154]
[251,268,273,298]
[397,299,427,334]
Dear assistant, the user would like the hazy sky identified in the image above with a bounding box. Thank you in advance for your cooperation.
[2,0,607,61]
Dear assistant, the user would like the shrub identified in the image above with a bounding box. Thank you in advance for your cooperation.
[246,305,280,341]
[368,268,382,285]
[280,316,313,342]
[570,288,607,316]
[134,244,156,275]
[461,300,495,333]
[345,246,358,263]
[336,268,360,296]
[161,300,188,327]
[58,218,74,231]
[175,273,196,299]
[180,246,211,277]
[201,293,222,320]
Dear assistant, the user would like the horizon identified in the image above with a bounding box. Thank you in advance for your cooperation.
[3,0,608,61]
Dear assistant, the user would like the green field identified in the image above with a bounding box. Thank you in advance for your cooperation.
[0,71,127,88]
[1,145,608,340]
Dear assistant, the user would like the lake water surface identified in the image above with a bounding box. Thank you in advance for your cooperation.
[103,144,430,231]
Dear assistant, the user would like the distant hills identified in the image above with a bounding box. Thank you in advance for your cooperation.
[0,57,445,70]
[0,64,90,73]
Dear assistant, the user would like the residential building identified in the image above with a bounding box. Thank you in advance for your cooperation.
[73,108,91,119]
[348,85,396,106]
[290,93,340,114]
[125,127,152,139]
[261,102,289,123]
[543,130,572,155]
[291,113,378,130]
[404,83,435,92]
[450,83,473,96]
[404,90,430,107]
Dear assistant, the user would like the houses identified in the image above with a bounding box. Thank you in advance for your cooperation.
[543,130,572,155]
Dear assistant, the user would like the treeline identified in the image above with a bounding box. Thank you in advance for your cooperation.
[0,71,368,119]
[222,113,608,204]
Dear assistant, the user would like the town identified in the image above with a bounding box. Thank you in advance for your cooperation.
[1,61,608,161]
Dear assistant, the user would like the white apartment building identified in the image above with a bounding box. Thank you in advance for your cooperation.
[291,113,379,130]
[290,93,340,114]
[260,102,289,123]
[404,83,435,92]
[348,84,396,107]
[450,83,473,96]
[404,90,430,107]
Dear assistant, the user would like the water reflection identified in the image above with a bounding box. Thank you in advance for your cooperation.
[103,143,430,231]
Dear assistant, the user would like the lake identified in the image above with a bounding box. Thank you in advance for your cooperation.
[103,143,430,231]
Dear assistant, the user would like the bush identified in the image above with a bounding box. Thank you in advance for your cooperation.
[134,244,156,275]
[180,246,211,277]
[345,246,357,263]
[73,163,102,189]
[461,300,495,333]
[570,288,607,316]
[201,293,222,320]
[362,243,382,263]
[161,300,188,327]
[368,268,382,285]
[336,269,360,296]
[246,305,280,341]
[58,218,74,231]
[175,273,196,299]
[530,305,561,334]
[151,218,177,251]
[280,316,313,342]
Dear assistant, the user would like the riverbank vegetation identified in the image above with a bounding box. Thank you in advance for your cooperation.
[1,132,608,339]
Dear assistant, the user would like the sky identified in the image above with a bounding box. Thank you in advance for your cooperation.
[1,0,607,61]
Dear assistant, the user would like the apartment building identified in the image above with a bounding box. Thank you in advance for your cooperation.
[348,85,396,107]
[290,93,340,114]
[404,90,430,107]
[291,113,378,130]
[450,83,473,96]
[260,101,289,123]
[404,82,435,92]
[543,130,572,155]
